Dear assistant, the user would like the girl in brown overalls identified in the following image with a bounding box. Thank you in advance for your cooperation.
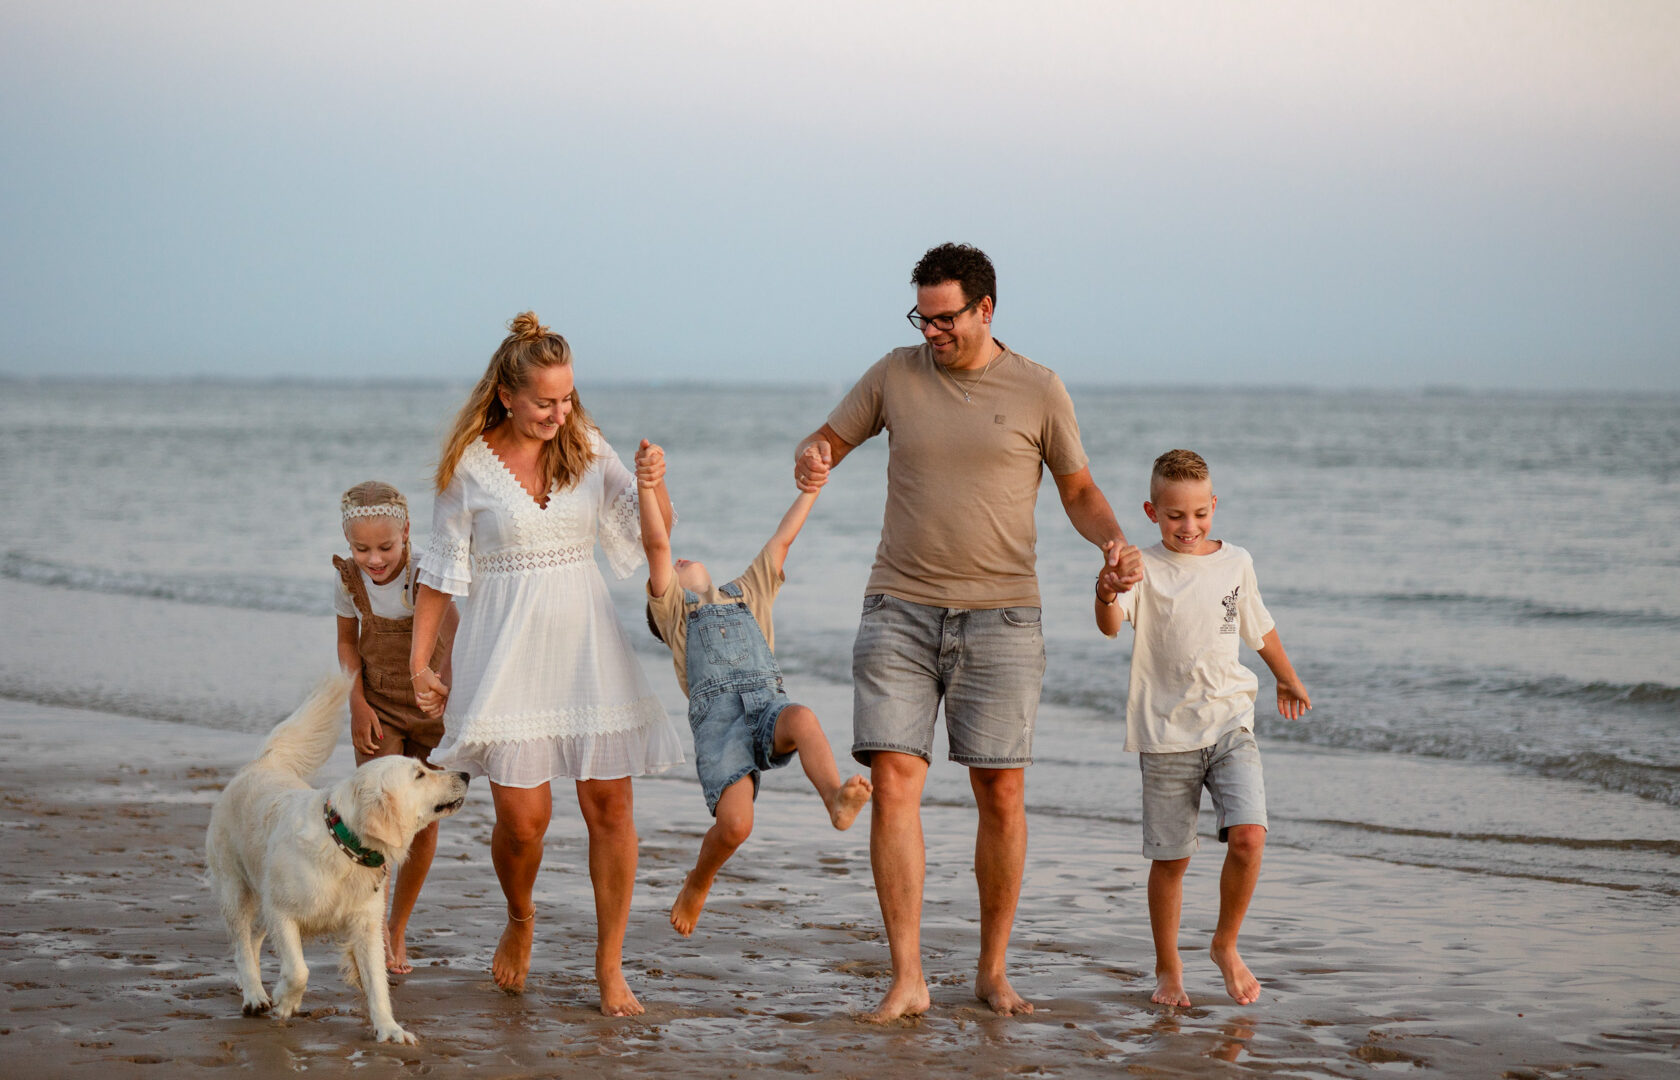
[334,481,460,974]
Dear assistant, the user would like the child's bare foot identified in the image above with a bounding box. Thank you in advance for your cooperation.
[491,914,533,992]
[1212,944,1261,1005]
[597,965,644,1016]
[1152,968,1192,1007]
[385,921,413,975]
[860,974,930,1023]
[828,775,873,830]
[669,870,712,937]
[975,970,1034,1015]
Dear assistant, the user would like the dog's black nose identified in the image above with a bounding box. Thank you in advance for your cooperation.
[455,772,472,785]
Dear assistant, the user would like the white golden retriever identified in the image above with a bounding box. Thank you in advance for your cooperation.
[206,676,470,1044]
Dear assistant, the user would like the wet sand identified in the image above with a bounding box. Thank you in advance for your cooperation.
[2,695,1677,1078]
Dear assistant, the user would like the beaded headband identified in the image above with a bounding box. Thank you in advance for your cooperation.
[342,503,408,523]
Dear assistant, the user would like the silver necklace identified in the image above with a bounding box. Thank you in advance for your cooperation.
[939,348,1001,403]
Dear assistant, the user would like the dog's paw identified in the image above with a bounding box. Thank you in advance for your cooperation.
[241,992,272,1016]
[374,1022,416,1045]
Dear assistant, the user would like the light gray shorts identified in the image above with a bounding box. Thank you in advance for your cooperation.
[850,593,1045,768]
[1139,726,1268,861]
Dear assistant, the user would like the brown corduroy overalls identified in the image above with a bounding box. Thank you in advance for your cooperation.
[335,555,447,763]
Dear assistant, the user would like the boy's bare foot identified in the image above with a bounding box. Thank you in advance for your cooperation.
[828,775,873,830]
[669,870,712,937]
[491,914,533,992]
[860,975,930,1024]
[1212,944,1261,1005]
[975,971,1034,1015]
[1152,968,1192,1007]
[597,965,645,1016]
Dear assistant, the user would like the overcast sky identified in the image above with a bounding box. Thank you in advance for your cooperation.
[2,1,1676,389]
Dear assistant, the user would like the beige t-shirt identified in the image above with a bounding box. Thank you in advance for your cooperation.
[646,544,784,697]
[826,343,1088,608]
[1114,542,1277,753]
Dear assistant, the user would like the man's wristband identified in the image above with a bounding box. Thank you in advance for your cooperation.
[1096,589,1119,607]
[410,667,434,681]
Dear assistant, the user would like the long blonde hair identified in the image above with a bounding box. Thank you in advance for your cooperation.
[435,311,598,493]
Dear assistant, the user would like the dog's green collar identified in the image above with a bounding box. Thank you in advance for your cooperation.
[324,800,386,869]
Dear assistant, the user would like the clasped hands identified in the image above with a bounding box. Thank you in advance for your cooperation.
[1096,539,1144,601]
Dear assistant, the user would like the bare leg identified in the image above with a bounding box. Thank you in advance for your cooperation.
[385,819,438,974]
[862,751,932,1023]
[970,766,1032,1015]
[1210,825,1265,1005]
[670,777,754,936]
[576,777,644,1016]
[773,705,872,829]
[489,782,550,993]
[1148,857,1191,1006]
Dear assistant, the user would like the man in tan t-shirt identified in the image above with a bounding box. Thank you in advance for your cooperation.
[795,243,1143,1023]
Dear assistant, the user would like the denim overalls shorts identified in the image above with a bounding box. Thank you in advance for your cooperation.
[684,581,796,815]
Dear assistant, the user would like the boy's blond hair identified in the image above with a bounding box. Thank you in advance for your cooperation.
[1150,449,1210,499]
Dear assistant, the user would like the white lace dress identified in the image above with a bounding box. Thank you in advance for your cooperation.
[417,432,683,786]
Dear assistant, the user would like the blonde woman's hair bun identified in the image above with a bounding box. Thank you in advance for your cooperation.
[509,311,548,341]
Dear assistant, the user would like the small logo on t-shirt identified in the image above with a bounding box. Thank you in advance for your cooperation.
[1220,586,1239,634]
[994,414,1006,424]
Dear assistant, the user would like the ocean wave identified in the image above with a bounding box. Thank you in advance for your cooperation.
[1267,587,1680,629]
[1,552,328,616]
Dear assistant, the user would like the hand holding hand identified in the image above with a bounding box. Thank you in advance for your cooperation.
[1096,540,1142,598]
[635,439,666,489]
[795,441,831,492]
[1276,677,1312,721]
[412,667,449,719]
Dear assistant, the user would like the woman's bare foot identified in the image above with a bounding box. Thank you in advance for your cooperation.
[860,974,930,1024]
[1212,944,1261,1005]
[1152,967,1192,1007]
[385,920,413,976]
[828,774,873,830]
[975,971,1034,1015]
[669,870,711,937]
[597,965,644,1016]
[491,913,534,993]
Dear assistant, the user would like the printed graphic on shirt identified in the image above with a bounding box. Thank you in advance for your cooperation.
[1220,586,1240,634]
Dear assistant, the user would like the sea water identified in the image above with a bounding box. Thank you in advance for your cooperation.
[1,378,1675,900]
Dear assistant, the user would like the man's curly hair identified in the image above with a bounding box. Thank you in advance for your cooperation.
[911,243,997,309]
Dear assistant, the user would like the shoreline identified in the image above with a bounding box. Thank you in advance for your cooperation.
[2,697,1677,1077]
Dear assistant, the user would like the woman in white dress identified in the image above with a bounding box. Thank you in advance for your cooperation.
[408,311,683,1016]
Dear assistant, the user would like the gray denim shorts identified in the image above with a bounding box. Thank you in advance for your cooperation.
[850,593,1045,768]
[1139,726,1268,861]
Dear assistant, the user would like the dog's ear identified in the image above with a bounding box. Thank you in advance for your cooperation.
[359,786,408,853]
[352,773,407,851]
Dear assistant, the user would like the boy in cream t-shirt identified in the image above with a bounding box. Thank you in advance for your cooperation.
[1096,449,1310,1008]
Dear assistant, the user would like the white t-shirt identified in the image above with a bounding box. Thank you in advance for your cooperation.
[1113,542,1276,753]
[332,563,413,620]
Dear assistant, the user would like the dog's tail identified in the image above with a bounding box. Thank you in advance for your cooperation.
[251,674,353,780]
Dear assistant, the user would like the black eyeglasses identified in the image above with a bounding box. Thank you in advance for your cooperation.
[906,295,984,331]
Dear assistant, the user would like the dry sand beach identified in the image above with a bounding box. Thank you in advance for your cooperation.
[3,684,1676,1077]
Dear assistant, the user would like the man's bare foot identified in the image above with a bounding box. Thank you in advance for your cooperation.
[828,775,873,831]
[1152,968,1192,1007]
[669,870,712,937]
[491,914,533,993]
[1212,944,1261,1005]
[860,975,930,1023]
[597,966,644,1016]
[975,970,1034,1015]
[385,922,413,975]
